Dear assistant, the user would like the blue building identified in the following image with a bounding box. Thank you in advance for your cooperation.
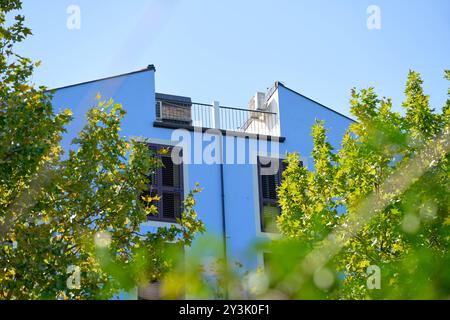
[51,65,354,299]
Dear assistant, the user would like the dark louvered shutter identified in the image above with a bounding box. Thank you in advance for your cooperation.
[261,172,277,200]
[162,192,181,219]
[161,156,181,188]
[259,157,283,201]
[142,144,183,222]
[258,156,288,232]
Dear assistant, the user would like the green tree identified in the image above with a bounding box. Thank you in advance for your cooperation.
[277,70,450,299]
[0,1,204,299]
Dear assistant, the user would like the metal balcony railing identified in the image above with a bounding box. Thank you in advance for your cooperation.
[156,100,280,137]
[218,105,279,136]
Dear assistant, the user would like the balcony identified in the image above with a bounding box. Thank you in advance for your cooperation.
[155,98,280,138]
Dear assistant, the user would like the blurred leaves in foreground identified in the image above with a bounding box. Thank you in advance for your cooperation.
[159,70,449,300]
[1,0,448,301]
[0,1,204,299]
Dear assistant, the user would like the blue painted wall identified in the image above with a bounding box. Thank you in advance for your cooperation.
[222,84,355,272]
[51,69,354,297]
[52,67,224,238]
[277,84,355,170]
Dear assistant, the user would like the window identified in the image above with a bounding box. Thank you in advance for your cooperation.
[142,144,183,223]
[257,156,287,233]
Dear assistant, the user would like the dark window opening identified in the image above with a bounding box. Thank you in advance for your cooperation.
[257,156,288,233]
[142,144,184,223]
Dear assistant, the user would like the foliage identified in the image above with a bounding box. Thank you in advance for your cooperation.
[277,70,450,299]
[0,1,204,299]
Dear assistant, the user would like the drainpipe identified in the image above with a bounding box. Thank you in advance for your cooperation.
[213,100,228,299]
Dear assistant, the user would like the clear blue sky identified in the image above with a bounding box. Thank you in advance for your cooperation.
[17,0,450,118]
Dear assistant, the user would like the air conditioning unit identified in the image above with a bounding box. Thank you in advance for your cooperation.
[249,92,268,111]
[248,92,267,120]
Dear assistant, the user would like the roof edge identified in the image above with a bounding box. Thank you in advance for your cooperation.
[47,64,156,92]
[276,81,356,122]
